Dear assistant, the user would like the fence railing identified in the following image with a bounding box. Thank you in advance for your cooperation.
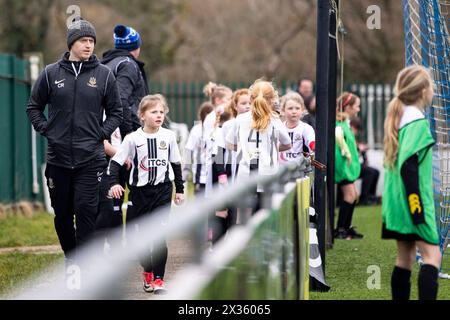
[151,80,394,149]
[7,158,312,300]
[349,83,394,149]
[168,177,312,300]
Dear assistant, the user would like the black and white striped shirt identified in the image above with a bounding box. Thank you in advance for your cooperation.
[109,127,184,192]
[185,123,207,184]
[280,121,315,163]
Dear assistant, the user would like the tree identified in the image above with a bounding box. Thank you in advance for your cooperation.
[340,0,404,83]
[0,0,55,55]
[45,0,185,74]
[153,0,316,82]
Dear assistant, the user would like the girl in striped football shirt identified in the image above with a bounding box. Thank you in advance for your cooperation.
[109,94,184,295]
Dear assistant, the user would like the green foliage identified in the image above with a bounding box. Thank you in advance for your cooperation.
[0,0,54,54]
[100,0,186,73]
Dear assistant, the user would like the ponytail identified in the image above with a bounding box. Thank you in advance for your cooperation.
[336,92,357,121]
[203,81,232,106]
[383,65,433,169]
[252,94,272,130]
[249,79,276,130]
[383,97,404,169]
[203,82,218,100]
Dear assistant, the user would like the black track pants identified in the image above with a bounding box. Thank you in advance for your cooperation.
[45,160,107,257]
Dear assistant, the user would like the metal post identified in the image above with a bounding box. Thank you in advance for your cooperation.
[315,0,330,274]
[328,0,338,247]
[28,55,41,198]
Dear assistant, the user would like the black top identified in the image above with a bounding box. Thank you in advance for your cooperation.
[27,52,123,169]
[102,49,149,136]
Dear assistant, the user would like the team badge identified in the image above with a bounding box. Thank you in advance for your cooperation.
[159,141,167,150]
[295,134,302,141]
[48,178,55,189]
[87,77,97,88]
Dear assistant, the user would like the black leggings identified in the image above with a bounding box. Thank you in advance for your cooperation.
[127,183,172,279]
[209,207,238,244]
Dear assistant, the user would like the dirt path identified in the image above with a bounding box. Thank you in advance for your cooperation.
[122,237,195,299]
[0,238,195,299]
[0,245,62,255]
[1,208,198,299]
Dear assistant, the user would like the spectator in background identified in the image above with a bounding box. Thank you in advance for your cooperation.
[99,24,149,251]
[302,94,316,129]
[102,24,149,136]
[298,78,316,129]
[349,117,381,206]
[297,77,314,100]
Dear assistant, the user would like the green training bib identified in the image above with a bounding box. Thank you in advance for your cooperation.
[335,121,361,183]
[382,119,438,244]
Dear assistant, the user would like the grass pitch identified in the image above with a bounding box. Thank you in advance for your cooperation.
[310,205,450,300]
[1,207,450,299]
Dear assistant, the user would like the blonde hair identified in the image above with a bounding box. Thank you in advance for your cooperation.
[226,88,250,118]
[336,92,359,122]
[249,79,277,130]
[138,94,169,124]
[203,82,232,106]
[384,65,433,169]
[280,91,305,111]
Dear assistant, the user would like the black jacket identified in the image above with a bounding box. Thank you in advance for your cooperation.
[101,49,149,136]
[27,52,123,169]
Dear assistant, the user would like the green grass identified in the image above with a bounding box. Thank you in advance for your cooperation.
[0,212,59,248]
[310,205,450,300]
[0,252,63,296]
[2,202,450,299]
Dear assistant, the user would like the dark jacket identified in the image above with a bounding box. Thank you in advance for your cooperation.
[101,49,149,136]
[301,112,316,130]
[27,52,123,169]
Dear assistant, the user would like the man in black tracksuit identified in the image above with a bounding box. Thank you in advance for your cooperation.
[26,18,123,259]
[96,25,149,239]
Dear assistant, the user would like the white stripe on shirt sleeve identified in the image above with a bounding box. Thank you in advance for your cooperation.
[112,133,134,165]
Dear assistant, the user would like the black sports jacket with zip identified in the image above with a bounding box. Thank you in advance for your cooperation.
[101,49,149,136]
[27,52,123,169]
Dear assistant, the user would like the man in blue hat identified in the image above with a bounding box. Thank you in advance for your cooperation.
[96,25,149,264]
[102,25,149,135]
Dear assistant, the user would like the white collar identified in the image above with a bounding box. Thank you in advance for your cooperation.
[399,106,425,129]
